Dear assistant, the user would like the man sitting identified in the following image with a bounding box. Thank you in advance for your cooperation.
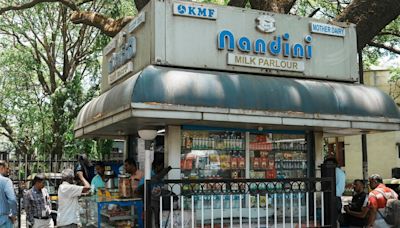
[340,179,369,227]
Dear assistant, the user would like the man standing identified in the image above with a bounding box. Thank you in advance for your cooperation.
[57,169,90,228]
[124,158,143,193]
[91,162,105,192]
[0,160,17,228]
[367,174,398,228]
[24,174,54,228]
[324,157,346,222]
[341,179,369,227]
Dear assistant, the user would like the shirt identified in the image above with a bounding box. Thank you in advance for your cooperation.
[368,184,398,210]
[91,174,105,192]
[0,175,17,225]
[57,181,84,226]
[130,170,144,192]
[349,191,368,212]
[24,187,51,223]
[336,167,346,197]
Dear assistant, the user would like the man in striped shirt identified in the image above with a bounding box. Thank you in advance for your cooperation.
[0,160,17,228]
[367,174,398,228]
[24,174,54,228]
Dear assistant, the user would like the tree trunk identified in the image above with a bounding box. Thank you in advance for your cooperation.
[248,0,296,13]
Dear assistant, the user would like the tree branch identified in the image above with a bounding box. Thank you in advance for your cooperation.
[77,0,93,6]
[227,0,248,8]
[135,0,150,12]
[0,0,79,15]
[249,0,297,13]
[0,120,14,143]
[335,0,400,51]
[378,31,400,37]
[368,41,400,55]
[70,11,134,37]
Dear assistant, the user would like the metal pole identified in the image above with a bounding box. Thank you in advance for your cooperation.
[306,132,316,221]
[331,177,336,227]
[145,180,152,228]
[16,154,21,228]
[358,51,368,182]
[55,154,58,173]
[25,154,28,181]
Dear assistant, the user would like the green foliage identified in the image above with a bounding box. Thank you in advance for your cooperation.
[0,1,133,160]
[292,0,399,68]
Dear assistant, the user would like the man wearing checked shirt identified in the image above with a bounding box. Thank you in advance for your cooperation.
[24,174,54,228]
[0,160,17,228]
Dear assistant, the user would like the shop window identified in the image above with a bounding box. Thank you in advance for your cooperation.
[181,130,246,179]
[249,133,307,179]
[180,129,307,180]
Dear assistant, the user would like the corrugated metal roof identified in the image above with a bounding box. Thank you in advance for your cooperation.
[132,66,399,118]
[74,65,400,135]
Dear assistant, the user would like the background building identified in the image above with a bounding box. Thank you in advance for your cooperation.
[328,68,400,180]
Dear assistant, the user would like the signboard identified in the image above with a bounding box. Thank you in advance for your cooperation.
[173,2,217,20]
[108,62,134,85]
[227,53,305,72]
[162,0,358,81]
[101,0,358,92]
[310,22,346,37]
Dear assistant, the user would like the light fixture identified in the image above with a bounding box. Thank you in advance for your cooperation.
[138,129,158,140]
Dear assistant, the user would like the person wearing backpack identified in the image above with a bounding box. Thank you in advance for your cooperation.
[367,174,399,228]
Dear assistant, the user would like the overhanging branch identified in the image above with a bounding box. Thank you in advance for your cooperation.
[227,0,248,8]
[0,0,79,15]
[368,41,400,55]
[335,0,400,51]
[70,11,134,37]
[379,31,400,37]
[249,0,297,13]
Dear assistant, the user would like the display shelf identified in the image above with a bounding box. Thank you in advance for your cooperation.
[277,168,307,171]
[182,168,246,171]
[252,168,275,171]
[181,148,246,152]
[97,199,143,228]
[100,212,133,221]
[100,222,114,228]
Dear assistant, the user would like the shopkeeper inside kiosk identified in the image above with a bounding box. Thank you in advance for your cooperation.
[91,162,106,192]
[124,158,144,193]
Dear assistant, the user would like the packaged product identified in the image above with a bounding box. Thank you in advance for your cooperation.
[238,156,245,169]
[261,157,268,169]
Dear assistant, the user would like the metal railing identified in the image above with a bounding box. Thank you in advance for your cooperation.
[145,178,335,228]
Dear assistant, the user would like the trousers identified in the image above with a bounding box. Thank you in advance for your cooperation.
[33,218,54,228]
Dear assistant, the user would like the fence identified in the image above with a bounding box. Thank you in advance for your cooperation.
[0,154,79,228]
[146,178,335,228]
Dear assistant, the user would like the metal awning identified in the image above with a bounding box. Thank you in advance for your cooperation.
[74,65,400,138]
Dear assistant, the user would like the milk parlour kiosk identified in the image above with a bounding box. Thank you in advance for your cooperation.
[75,0,400,227]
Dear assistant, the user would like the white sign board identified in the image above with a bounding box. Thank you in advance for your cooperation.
[310,22,346,37]
[101,0,359,91]
[227,53,305,72]
[173,2,217,20]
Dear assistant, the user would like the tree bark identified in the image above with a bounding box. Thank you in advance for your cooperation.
[135,0,150,12]
[248,0,296,13]
[335,0,400,51]
[70,11,134,37]
[227,0,248,8]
